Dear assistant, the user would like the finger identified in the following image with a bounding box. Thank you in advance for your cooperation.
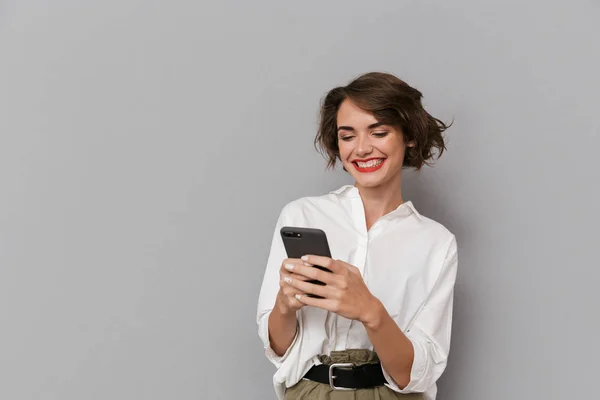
[280,259,306,273]
[286,263,337,285]
[281,286,302,298]
[280,271,310,282]
[294,293,337,311]
[284,276,329,298]
[281,287,307,306]
[282,258,304,264]
[301,255,343,274]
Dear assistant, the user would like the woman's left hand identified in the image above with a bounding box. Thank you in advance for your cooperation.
[283,255,382,325]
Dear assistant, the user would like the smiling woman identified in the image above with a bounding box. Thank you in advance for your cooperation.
[316,72,449,170]
[256,72,457,400]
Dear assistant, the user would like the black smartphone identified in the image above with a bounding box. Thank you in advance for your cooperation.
[280,226,332,298]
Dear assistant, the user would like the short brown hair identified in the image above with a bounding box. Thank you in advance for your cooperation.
[315,72,451,170]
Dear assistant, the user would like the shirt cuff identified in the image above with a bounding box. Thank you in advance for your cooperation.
[258,310,299,368]
[382,335,428,393]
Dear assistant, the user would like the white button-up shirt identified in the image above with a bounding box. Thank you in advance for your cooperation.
[256,185,458,400]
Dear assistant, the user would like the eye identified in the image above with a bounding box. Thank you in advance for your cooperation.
[372,131,389,138]
[339,135,354,141]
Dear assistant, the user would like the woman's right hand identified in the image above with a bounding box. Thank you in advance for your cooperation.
[276,258,310,314]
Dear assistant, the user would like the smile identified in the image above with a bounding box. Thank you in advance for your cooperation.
[352,158,386,173]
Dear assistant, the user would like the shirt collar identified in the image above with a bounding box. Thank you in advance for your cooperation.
[329,184,359,196]
[401,200,422,221]
[329,185,423,221]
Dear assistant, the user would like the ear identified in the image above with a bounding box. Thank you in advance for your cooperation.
[406,141,416,148]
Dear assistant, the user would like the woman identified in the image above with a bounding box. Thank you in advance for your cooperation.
[256,72,458,400]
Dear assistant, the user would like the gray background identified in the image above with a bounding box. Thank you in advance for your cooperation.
[1,1,598,399]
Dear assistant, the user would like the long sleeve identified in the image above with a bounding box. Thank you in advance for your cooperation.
[256,204,300,367]
[256,202,328,400]
[383,235,459,394]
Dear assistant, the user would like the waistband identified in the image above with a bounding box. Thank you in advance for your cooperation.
[317,349,380,366]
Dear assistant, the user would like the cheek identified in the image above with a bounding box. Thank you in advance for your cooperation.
[382,139,406,162]
[388,144,405,159]
[337,141,352,160]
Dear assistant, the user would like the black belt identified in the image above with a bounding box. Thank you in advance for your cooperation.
[303,362,387,390]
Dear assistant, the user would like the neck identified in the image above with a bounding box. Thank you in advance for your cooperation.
[354,176,404,230]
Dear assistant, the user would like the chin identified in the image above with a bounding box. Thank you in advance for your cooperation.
[356,180,384,188]
[351,174,385,187]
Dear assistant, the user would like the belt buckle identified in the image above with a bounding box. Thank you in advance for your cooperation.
[328,363,356,391]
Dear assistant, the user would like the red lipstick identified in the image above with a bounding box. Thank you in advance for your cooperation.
[352,158,386,173]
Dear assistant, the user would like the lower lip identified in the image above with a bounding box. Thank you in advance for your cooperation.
[353,159,386,173]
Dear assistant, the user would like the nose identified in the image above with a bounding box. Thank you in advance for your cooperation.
[355,134,373,157]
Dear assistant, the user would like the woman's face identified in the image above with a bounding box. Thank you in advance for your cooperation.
[336,99,411,189]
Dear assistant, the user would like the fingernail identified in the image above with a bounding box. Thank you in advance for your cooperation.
[295,294,302,300]
[301,256,308,261]
[285,263,294,271]
[284,276,292,284]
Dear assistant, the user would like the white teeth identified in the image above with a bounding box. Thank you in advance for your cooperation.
[356,159,383,168]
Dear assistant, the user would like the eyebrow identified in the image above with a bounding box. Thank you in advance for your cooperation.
[337,122,385,132]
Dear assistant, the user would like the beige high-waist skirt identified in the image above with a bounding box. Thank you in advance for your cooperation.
[284,349,424,400]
